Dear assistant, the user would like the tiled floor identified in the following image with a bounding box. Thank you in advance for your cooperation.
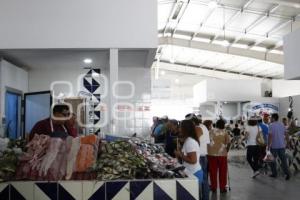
[211,151,300,200]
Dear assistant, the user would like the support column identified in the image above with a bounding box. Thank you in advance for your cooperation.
[109,49,119,135]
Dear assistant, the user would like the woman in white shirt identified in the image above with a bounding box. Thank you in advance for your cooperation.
[175,120,203,183]
[245,118,262,178]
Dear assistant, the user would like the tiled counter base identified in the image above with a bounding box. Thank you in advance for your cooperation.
[0,178,199,200]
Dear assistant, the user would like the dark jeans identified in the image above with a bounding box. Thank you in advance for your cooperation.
[200,156,209,200]
[270,148,290,177]
[247,145,261,172]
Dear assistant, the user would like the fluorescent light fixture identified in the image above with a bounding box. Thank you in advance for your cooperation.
[173,34,191,40]
[251,46,267,52]
[208,1,218,9]
[84,58,92,64]
[160,70,166,76]
[231,43,248,49]
[269,49,284,55]
[175,79,179,84]
[221,40,230,47]
[193,37,211,43]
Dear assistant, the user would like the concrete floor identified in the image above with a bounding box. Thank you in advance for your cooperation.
[210,153,300,200]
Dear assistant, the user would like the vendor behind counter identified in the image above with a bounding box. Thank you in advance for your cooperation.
[29,104,76,140]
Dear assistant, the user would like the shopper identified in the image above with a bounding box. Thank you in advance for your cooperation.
[232,124,241,147]
[257,117,269,171]
[245,118,261,178]
[203,120,213,131]
[268,113,291,180]
[185,114,210,200]
[197,115,210,200]
[207,119,230,193]
[282,117,289,129]
[152,117,168,143]
[29,104,71,140]
[174,120,203,183]
[165,119,179,157]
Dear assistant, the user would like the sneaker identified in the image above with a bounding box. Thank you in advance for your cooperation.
[285,174,290,181]
[252,171,260,178]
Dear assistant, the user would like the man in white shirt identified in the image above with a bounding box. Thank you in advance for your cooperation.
[197,115,210,200]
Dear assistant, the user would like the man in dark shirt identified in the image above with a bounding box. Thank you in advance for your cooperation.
[232,124,241,148]
[29,104,71,140]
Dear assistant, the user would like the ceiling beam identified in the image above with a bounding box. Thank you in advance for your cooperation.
[211,0,255,42]
[230,4,280,46]
[172,0,191,36]
[155,60,272,79]
[193,0,295,20]
[159,36,283,64]
[251,16,295,47]
[191,3,218,40]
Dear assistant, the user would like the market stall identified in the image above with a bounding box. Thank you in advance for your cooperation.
[0,136,200,200]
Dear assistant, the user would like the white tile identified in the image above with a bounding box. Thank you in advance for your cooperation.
[59,181,82,200]
[82,181,105,200]
[135,182,153,200]
[112,182,130,200]
[154,180,176,200]
[11,181,35,200]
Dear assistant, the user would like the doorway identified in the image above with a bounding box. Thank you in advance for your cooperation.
[5,91,22,139]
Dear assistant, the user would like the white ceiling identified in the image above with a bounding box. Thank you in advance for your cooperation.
[156,0,300,78]
[0,49,150,70]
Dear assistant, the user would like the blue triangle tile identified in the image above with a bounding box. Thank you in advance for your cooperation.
[176,181,196,200]
[88,183,105,200]
[36,183,57,200]
[92,78,100,87]
[94,119,100,125]
[0,185,9,200]
[93,69,101,74]
[130,181,151,200]
[58,184,76,200]
[154,182,172,200]
[87,70,93,75]
[95,129,101,135]
[93,94,101,102]
[91,85,99,93]
[94,111,101,119]
[106,181,128,200]
[10,184,26,200]
[83,78,92,92]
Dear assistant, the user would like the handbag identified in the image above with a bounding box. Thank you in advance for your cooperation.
[256,126,265,146]
[263,150,275,163]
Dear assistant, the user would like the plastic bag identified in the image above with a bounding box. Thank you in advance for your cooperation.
[263,150,275,163]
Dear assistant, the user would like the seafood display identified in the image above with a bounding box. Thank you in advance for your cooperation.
[2,135,187,182]
[0,138,24,182]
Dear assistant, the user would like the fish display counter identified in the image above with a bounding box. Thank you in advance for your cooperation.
[0,135,201,199]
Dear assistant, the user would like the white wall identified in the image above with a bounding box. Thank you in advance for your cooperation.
[272,80,300,97]
[0,59,28,124]
[206,79,262,102]
[279,95,300,120]
[283,28,300,79]
[0,0,157,49]
[223,103,238,119]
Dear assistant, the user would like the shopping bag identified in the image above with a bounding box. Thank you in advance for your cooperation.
[263,150,275,163]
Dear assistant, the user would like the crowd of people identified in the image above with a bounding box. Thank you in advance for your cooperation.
[151,112,295,199]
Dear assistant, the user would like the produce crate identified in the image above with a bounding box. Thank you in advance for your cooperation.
[0,178,199,200]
